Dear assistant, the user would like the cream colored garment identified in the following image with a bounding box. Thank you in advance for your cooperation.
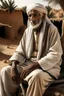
[0,66,54,96]
[31,31,39,57]
[24,69,54,96]
[0,66,19,96]
[10,20,63,79]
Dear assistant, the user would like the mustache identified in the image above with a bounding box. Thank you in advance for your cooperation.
[30,20,40,26]
[30,20,36,24]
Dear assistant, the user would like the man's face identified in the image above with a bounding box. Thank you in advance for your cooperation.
[28,10,42,26]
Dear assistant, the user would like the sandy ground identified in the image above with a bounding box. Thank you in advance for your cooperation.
[0,37,20,70]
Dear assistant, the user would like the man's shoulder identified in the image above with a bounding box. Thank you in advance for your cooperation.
[46,21,57,31]
[46,21,59,37]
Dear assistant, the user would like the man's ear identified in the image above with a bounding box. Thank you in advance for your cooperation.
[41,13,46,20]
[39,13,45,19]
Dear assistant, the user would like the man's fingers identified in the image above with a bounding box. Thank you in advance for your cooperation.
[12,76,16,82]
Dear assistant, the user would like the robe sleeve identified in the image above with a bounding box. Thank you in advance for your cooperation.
[9,31,26,65]
[38,26,63,70]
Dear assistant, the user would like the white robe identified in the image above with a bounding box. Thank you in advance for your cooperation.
[10,20,63,79]
[0,19,63,96]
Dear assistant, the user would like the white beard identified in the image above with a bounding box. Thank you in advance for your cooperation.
[30,19,42,29]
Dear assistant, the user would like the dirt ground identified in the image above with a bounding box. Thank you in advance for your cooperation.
[0,37,21,70]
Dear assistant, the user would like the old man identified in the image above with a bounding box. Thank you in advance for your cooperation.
[0,3,63,96]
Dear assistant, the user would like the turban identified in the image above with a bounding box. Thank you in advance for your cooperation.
[26,3,47,15]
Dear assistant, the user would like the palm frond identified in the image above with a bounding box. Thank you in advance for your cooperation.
[0,0,17,13]
[44,0,64,10]
[48,0,60,4]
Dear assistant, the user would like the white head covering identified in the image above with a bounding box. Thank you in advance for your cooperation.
[27,3,52,28]
[26,3,47,15]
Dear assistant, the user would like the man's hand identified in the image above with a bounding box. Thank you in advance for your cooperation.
[11,61,41,84]
[20,62,41,80]
[20,66,31,80]
[10,60,21,84]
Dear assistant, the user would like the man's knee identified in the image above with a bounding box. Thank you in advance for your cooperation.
[28,69,43,84]
[29,69,52,86]
[31,69,46,80]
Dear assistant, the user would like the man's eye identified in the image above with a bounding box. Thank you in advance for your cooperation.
[28,13,38,17]
[28,14,32,17]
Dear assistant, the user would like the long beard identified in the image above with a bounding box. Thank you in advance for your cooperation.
[30,19,42,30]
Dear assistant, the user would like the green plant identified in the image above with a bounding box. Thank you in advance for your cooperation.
[43,0,64,10]
[0,0,17,13]
[22,6,27,13]
[46,6,52,18]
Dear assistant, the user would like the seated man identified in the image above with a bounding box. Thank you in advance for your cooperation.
[0,3,63,96]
